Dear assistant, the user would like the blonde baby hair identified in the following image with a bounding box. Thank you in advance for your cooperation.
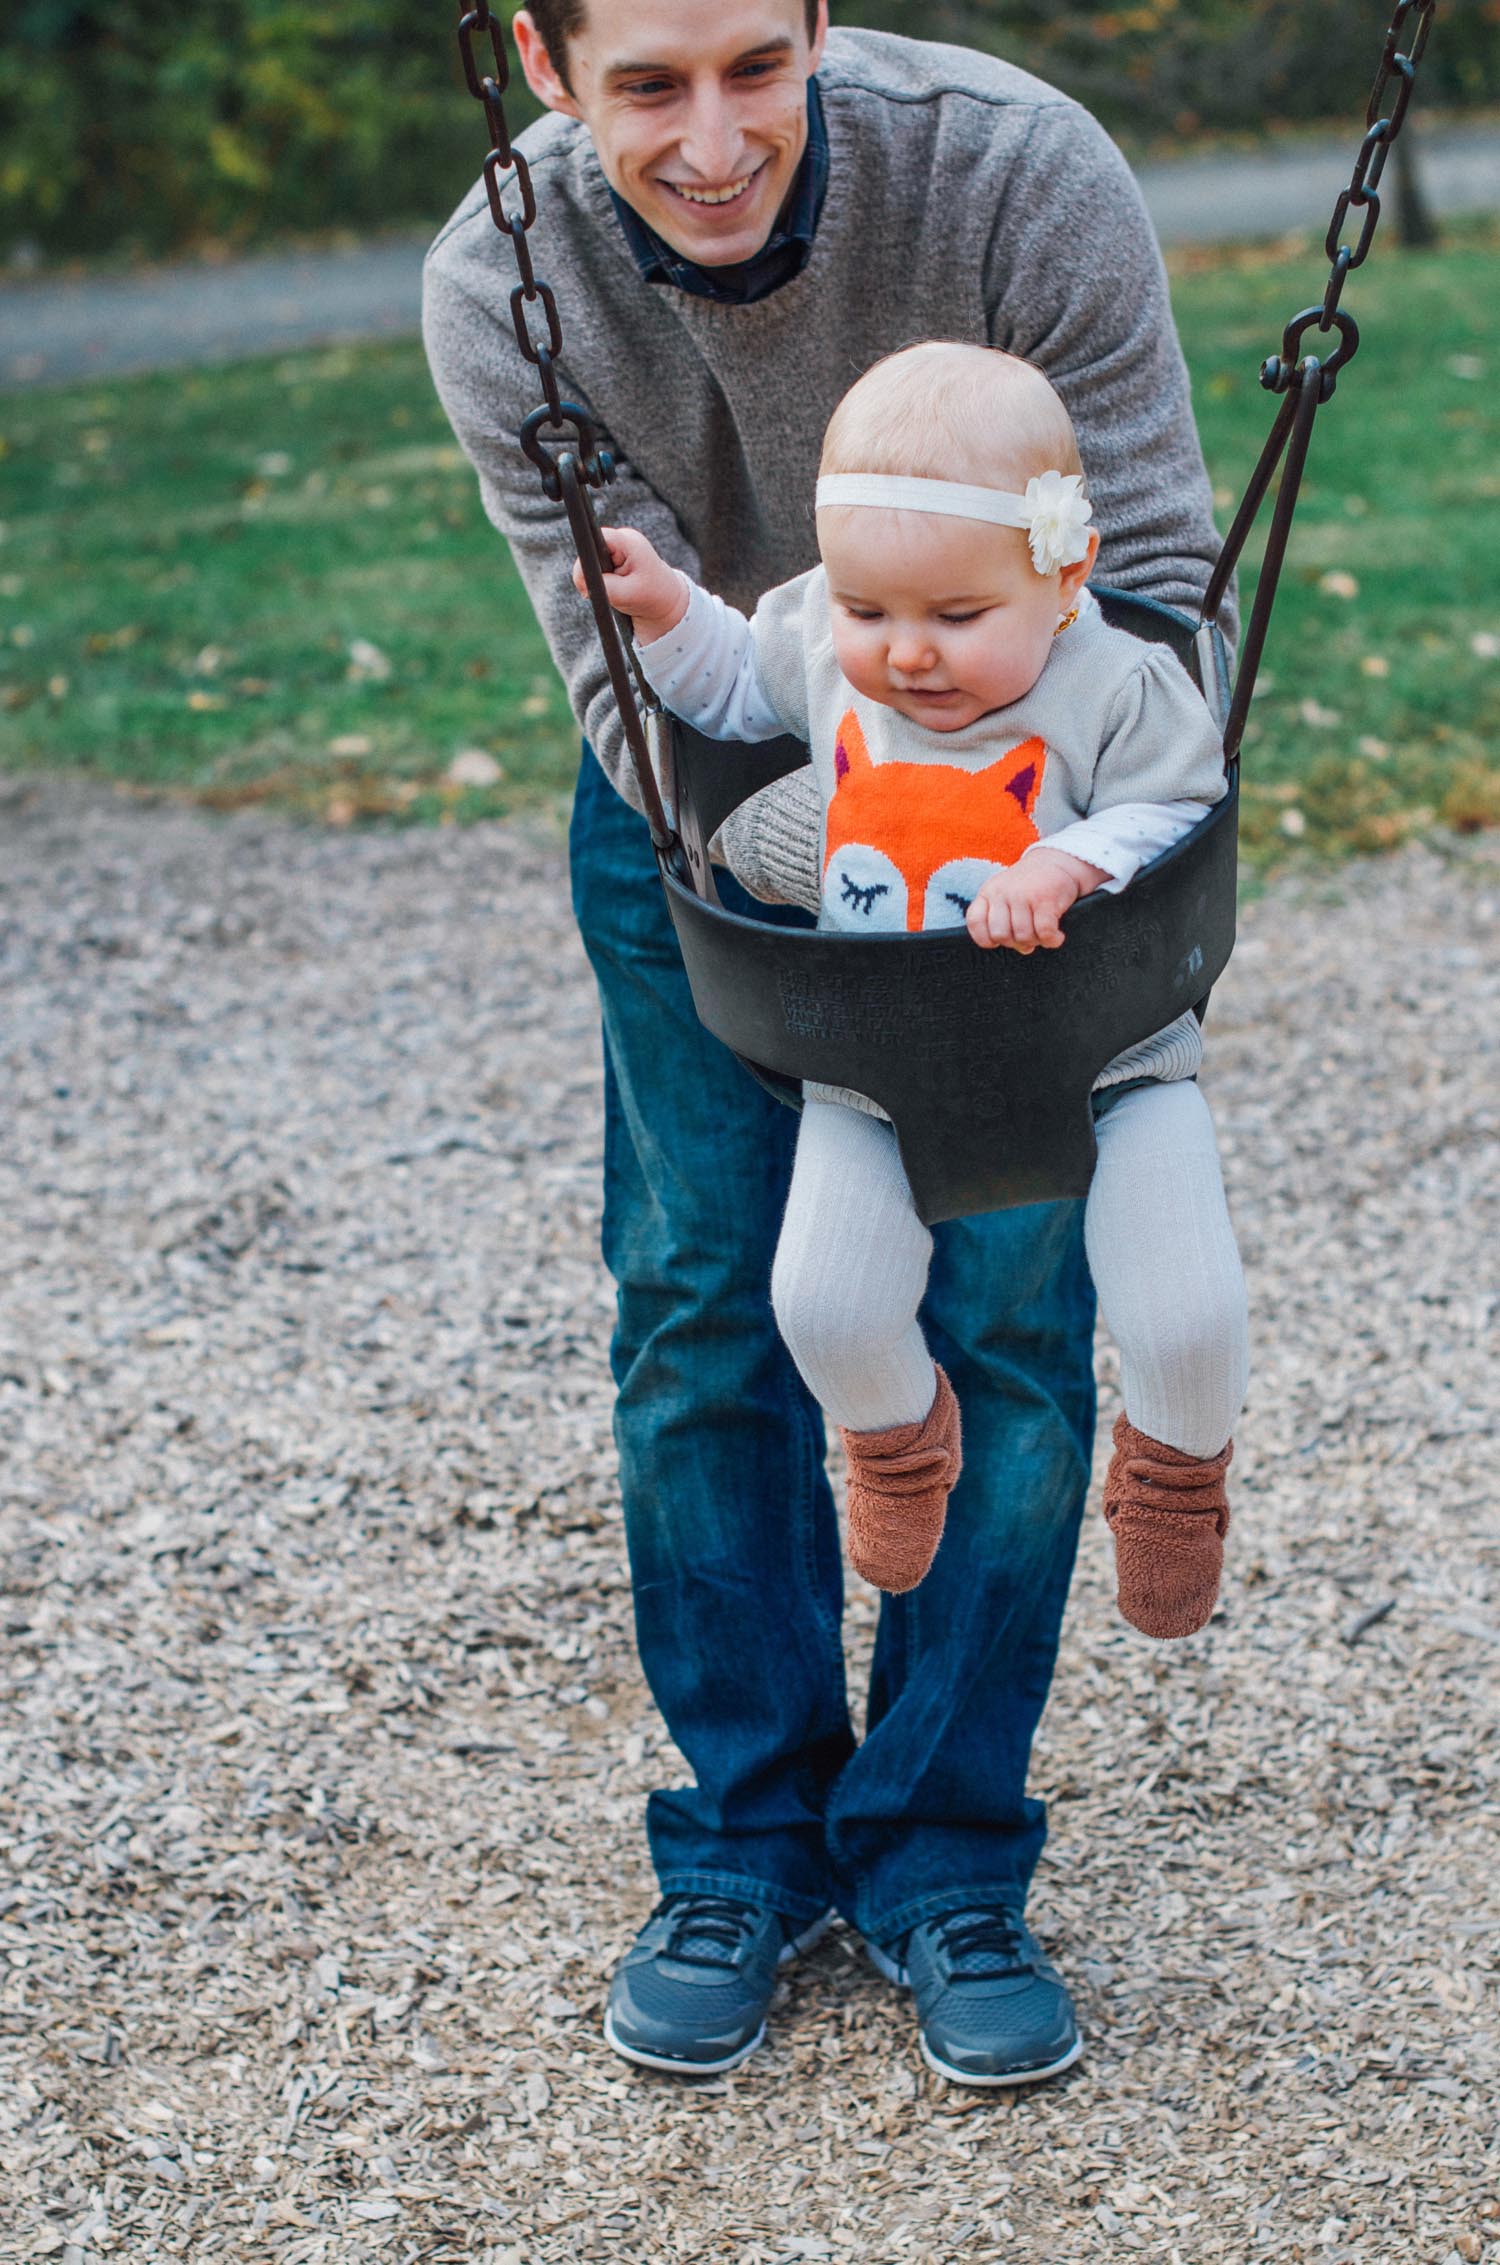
[820,342,1085,495]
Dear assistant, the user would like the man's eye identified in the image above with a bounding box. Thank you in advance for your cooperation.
[735,60,780,79]
[623,77,674,99]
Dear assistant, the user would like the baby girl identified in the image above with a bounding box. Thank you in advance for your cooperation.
[579,342,1249,1639]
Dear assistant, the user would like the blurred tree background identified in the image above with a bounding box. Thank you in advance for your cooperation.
[2,0,1497,260]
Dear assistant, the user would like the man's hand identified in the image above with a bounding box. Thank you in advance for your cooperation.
[966,847,1110,953]
[572,524,689,644]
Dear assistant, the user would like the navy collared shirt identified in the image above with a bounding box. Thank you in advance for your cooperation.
[608,78,829,306]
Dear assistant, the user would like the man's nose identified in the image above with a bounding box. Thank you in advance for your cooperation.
[677,83,743,183]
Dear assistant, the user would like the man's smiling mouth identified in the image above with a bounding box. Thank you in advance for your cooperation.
[663,167,763,208]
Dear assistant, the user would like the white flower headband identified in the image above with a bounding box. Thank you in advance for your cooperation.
[815,469,1094,579]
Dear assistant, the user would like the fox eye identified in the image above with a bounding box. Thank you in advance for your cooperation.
[840,875,890,917]
[944,890,973,915]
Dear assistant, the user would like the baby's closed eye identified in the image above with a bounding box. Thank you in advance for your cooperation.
[840,873,891,918]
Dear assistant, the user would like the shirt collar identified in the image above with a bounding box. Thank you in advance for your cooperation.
[608,77,829,307]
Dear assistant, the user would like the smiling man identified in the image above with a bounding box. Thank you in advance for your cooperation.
[424,0,1226,2087]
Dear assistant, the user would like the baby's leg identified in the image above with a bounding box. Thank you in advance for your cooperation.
[1086,1079,1247,1455]
[772,1100,959,1592]
[1084,1080,1248,1638]
[772,1098,935,1432]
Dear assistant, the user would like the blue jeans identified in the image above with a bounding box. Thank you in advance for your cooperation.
[570,747,1097,1947]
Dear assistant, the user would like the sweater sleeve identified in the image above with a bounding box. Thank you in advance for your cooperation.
[982,103,1234,642]
[1029,800,1213,893]
[1089,645,1230,815]
[637,579,788,743]
[422,237,694,816]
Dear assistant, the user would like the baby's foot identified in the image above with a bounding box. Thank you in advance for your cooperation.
[841,1366,962,1594]
[1102,1415,1232,1638]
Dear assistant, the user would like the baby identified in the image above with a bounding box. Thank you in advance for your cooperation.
[579,343,1249,1640]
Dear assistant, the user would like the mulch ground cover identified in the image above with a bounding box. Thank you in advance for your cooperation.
[1,776,1497,2264]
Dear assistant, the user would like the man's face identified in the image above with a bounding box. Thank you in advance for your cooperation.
[514,0,828,267]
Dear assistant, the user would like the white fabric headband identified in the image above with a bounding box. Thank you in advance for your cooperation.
[815,469,1093,577]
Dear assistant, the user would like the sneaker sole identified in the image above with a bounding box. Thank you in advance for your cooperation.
[602,2006,768,2076]
[918,2029,1085,2088]
[863,1935,1084,2088]
[602,1910,834,2076]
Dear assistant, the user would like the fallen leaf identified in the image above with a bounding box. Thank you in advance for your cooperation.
[446,748,504,789]
[346,638,392,683]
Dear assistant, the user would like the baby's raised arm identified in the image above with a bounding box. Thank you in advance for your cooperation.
[572,525,689,646]
[574,528,790,748]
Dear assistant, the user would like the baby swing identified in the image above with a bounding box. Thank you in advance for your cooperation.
[454,0,1439,1223]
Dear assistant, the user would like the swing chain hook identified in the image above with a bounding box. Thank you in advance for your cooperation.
[453,1,676,857]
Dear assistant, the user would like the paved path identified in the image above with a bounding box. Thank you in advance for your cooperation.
[3,122,1498,390]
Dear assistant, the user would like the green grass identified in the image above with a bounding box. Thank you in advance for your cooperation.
[0,343,574,827]
[2,220,1498,860]
[1176,220,1500,863]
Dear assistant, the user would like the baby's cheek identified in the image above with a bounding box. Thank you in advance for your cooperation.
[829,624,883,702]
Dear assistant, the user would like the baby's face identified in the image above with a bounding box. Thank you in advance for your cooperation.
[818,507,1066,732]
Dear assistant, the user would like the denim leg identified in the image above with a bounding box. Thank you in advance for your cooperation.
[825,1196,1098,1946]
[570,748,851,1923]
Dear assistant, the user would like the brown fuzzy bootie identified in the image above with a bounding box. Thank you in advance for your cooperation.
[841,1366,962,1595]
[1103,1415,1232,1639]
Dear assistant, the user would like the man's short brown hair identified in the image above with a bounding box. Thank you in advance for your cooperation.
[527,1,823,89]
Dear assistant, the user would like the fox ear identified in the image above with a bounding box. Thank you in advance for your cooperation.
[996,735,1046,819]
[834,708,873,785]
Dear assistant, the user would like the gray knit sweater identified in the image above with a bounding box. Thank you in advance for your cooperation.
[422,27,1228,909]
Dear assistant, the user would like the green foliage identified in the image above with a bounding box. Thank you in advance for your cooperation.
[2,1,1497,258]
[832,0,1500,140]
[0,0,517,257]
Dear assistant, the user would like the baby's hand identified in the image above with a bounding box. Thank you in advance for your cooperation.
[966,848,1109,954]
[572,525,688,644]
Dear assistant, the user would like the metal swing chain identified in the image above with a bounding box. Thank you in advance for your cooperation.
[453,3,676,852]
[1203,0,1439,766]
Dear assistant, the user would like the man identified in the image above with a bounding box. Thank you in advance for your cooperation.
[423,0,1225,2086]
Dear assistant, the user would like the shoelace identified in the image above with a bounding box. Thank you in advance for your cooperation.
[659,1895,763,1970]
[930,1907,1031,1978]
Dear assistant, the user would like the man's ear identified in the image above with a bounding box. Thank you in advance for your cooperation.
[513,9,582,118]
[807,0,831,74]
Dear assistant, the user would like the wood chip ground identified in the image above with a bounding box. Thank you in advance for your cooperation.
[1,777,1497,2265]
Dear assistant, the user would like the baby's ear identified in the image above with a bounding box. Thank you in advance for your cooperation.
[1060,527,1101,600]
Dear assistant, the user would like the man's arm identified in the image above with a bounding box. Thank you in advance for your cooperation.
[422,246,698,813]
[984,103,1234,640]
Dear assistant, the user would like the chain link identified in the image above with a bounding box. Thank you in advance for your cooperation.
[453,2,674,852]
[1202,0,1439,765]
[1262,0,1437,398]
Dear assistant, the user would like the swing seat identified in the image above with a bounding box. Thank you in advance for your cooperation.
[656,588,1237,1226]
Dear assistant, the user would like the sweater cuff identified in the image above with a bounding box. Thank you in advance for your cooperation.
[714,768,823,911]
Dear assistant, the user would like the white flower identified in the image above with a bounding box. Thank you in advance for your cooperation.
[1024,470,1093,577]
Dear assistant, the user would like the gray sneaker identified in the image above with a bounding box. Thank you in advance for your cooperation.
[868,1905,1082,2086]
[604,1894,829,2075]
